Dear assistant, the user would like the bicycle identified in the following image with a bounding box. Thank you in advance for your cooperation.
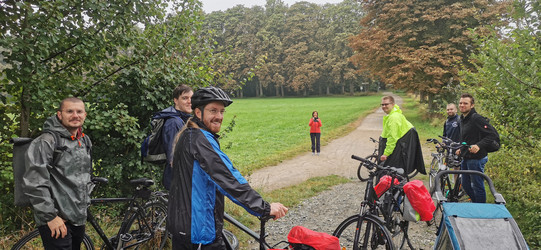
[357,137,380,181]
[334,155,416,249]
[426,138,469,226]
[426,136,462,193]
[12,177,169,250]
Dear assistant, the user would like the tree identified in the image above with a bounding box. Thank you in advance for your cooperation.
[0,0,220,233]
[349,0,510,109]
[460,1,540,245]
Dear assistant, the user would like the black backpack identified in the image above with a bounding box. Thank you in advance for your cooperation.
[140,116,180,164]
[474,113,501,152]
[10,132,91,207]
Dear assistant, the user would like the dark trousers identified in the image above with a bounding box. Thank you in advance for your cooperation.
[310,133,321,153]
[461,157,488,203]
[38,223,85,250]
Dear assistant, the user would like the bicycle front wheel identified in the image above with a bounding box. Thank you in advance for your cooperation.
[11,229,94,250]
[333,214,394,250]
[119,201,169,249]
[357,155,378,181]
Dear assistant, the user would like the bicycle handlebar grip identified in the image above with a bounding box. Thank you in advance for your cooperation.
[351,154,367,162]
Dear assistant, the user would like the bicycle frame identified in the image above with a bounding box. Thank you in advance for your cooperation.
[87,178,164,250]
[87,196,149,249]
[223,213,273,250]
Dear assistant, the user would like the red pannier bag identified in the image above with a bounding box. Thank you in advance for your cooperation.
[287,225,341,250]
[374,175,400,198]
[403,180,436,221]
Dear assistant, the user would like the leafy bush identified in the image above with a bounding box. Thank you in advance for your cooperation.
[485,146,541,248]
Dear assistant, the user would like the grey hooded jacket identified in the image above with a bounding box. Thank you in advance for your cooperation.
[23,115,92,226]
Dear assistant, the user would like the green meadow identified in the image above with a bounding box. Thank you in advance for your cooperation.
[219,95,383,174]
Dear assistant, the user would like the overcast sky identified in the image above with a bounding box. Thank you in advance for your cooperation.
[200,0,344,13]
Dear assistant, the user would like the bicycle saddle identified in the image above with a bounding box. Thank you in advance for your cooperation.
[130,178,154,187]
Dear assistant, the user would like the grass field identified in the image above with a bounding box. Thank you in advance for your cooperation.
[219,95,383,174]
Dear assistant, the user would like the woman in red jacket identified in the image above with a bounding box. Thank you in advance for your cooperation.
[309,111,322,155]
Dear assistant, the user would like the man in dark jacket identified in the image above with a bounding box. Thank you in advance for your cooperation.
[23,97,92,249]
[167,87,288,249]
[456,93,494,203]
[443,103,461,143]
[157,84,193,190]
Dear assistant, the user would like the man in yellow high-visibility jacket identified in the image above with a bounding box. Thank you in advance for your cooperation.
[379,96,426,176]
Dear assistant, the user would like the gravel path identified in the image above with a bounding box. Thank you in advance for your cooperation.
[245,93,439,249]
[259,182,438,250]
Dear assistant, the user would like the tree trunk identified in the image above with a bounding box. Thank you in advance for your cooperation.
[326,86,330,95]
[349,83,354,95]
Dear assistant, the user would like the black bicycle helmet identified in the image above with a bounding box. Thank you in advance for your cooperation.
[191,86,233,110]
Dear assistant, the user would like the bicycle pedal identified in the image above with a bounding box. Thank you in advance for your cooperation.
[121,233,134,242]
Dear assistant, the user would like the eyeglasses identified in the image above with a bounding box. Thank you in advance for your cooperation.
[62,110,86,115]
[381,103,392,107]
[205,109,226,115]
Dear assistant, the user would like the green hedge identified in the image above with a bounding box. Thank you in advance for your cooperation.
[485,145,541,248]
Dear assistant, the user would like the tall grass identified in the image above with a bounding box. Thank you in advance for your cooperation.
[220,96,382,174]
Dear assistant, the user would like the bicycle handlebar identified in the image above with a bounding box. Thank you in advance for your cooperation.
[351,155,405,176]
[433,170,505,204]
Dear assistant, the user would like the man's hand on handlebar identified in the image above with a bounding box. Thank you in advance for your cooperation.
[270,202,288,220]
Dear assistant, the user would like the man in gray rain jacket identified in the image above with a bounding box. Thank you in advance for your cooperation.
[23,97,92,250]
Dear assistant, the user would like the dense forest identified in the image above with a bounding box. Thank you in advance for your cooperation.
[203,0,507,107]
[203,0,372,97]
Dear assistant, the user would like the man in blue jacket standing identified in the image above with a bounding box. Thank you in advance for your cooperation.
[154,84,193,190]
[167,87,288,249]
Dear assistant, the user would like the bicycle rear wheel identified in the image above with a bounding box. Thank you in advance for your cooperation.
[333,214,394,250]
[11,229,94,250]
[357,155,378,181]
[119,201,169,249]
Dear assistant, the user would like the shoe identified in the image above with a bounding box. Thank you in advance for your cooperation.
[317,152,320,156]
[312,152,315,156]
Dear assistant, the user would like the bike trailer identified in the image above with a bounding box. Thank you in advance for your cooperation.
[433,170,529,250]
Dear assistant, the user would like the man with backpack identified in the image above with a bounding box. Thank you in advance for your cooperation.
[167,87,288,249]
[155,84,193,190]
[456,93,500,203]
[23,97,92,249]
